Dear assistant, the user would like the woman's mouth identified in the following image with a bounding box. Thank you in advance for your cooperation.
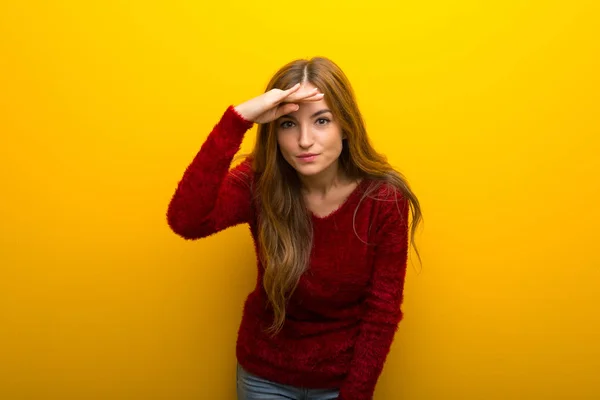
[297,154,318,162]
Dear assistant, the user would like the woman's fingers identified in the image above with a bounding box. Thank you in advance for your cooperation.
[287,88,324,103]
[298,92,325,102]
[269,84,300,106]
[268,85,324,117]
[277,83,301,101]
[284,83,301,95]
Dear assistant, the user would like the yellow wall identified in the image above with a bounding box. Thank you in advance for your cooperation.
[1,1,598,399]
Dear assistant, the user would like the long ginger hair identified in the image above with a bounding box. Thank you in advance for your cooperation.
[245,57,422,335]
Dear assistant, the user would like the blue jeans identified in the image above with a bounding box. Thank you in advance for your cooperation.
[236,363,340,400]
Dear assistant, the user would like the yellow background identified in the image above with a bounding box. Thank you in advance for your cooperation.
[1,1,598,399]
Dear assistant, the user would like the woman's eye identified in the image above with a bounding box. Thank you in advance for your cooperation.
[280,119,329,129]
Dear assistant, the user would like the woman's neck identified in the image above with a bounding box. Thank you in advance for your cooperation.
[298,161,351,197]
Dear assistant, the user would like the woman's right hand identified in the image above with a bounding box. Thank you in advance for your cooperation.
[234,83,324,124]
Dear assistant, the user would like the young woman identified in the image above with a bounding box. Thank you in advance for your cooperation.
[167,57,422,400]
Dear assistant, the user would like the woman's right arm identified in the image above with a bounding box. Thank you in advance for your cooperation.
[166,106,255,239]
[166,84,324,240]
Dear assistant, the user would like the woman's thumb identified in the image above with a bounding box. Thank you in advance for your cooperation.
[274,103,299,120]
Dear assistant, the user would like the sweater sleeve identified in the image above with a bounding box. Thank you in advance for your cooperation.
[338,189,410,400]
[166,105,255,239]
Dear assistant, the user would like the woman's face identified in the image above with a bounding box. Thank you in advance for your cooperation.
[275,82,345,179]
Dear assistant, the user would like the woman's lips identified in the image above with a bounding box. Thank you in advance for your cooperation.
[297,154,318,162]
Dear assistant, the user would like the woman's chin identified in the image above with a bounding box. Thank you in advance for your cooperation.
[291,163,323,176]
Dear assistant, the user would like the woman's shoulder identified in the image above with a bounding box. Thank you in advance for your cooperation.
[363,178,407,203]
[362,178,409,226]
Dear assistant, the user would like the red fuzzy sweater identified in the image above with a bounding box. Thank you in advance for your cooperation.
[166,106,410,400]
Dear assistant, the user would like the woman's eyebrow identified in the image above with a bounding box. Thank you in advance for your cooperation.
[281,109,332,120]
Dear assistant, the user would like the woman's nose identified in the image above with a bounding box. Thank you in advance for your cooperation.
[298,125,315,148]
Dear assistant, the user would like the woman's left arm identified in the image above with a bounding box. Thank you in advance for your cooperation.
[338,192,411,400]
